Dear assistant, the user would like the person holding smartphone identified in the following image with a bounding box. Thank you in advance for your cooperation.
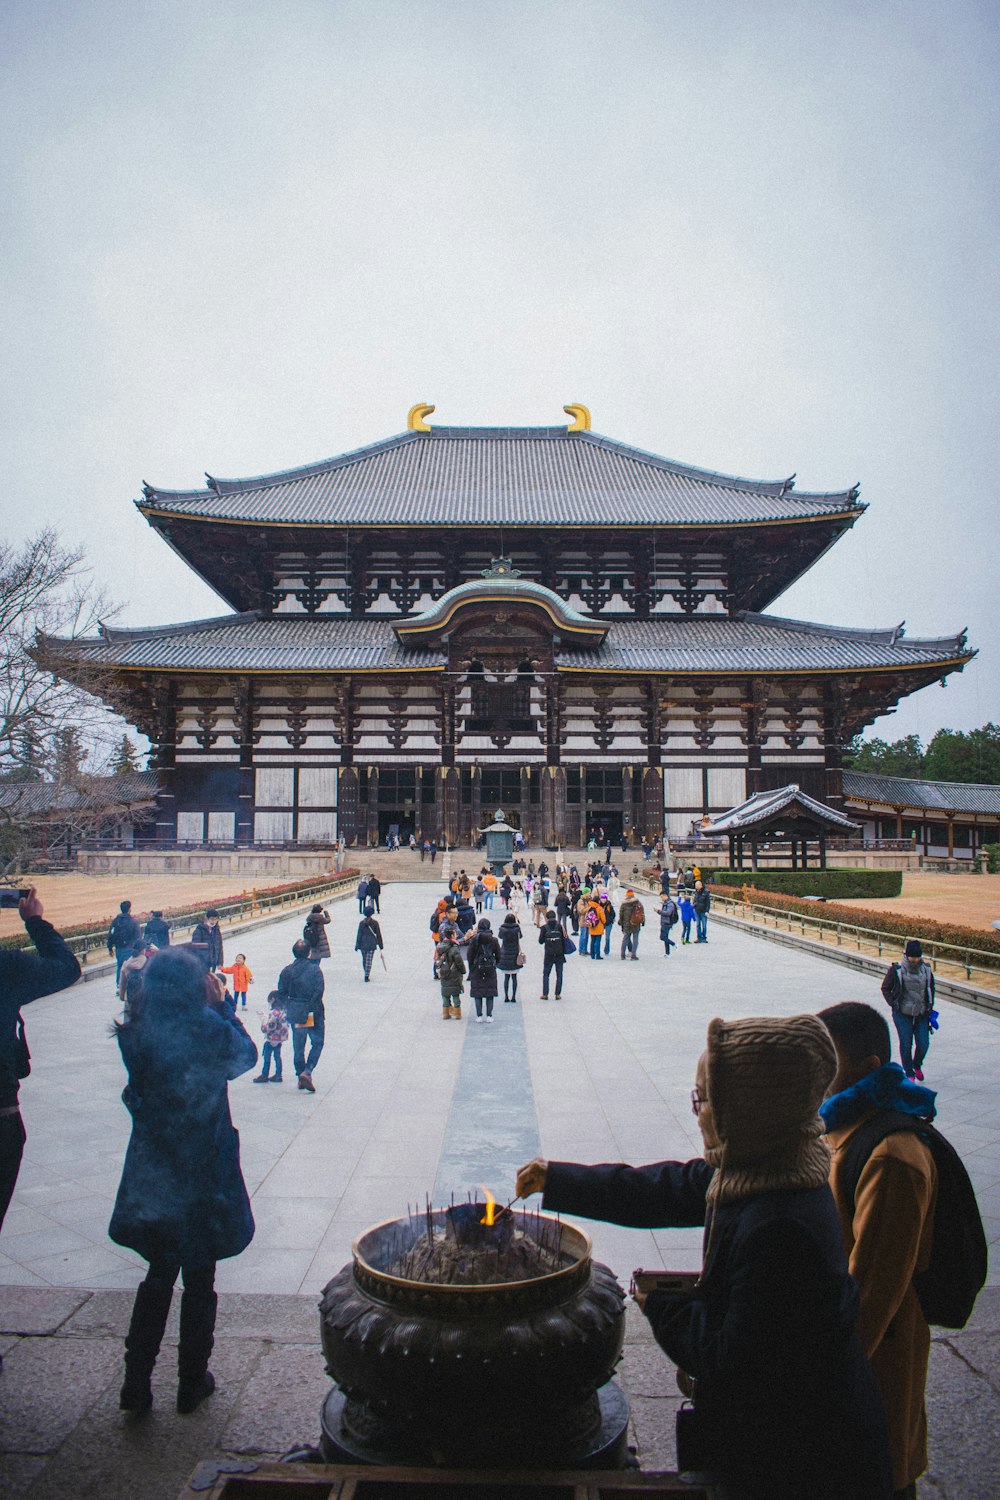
[0,886,81,1235]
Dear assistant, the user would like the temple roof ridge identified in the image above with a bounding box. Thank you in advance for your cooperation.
[137,425,863,510]
[736,611,971,654]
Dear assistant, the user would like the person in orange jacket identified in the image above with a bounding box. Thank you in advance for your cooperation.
[219,954,253,1009]
[585,895,606,960]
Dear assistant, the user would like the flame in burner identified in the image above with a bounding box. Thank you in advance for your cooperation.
[480,1186,496,1227]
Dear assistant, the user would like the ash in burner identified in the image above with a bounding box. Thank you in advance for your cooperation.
[385,1199,567,1285]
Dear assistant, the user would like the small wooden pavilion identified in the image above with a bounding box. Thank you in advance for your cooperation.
[702,784,860,869]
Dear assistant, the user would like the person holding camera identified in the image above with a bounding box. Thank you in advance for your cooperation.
[0,886,81,1236]
[109,948,257,1415]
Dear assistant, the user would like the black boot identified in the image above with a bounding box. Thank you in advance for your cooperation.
[120,1278,173,1413]
[176,1283,218,1414]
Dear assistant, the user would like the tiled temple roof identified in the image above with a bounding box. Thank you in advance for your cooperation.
[44,611,969,676]
[0,771,159,815]
[842,772,1000,815]
[137,427,864,529]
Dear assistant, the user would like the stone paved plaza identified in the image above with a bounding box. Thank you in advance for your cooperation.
[1,880,998,1497]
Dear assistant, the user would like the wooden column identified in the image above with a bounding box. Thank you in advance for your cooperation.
[338,766,360,846]
[471,765,483,844]
[641,766,663,843]
[443,767,460,847]
[520,765,532,843]
[366,766,379,847]
[151,684,177,843]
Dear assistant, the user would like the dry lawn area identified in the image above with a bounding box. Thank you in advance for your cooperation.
[0,871,260,937]
[833,871,1000,935]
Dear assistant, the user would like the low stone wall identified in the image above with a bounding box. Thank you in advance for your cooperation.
[76,848,338,878]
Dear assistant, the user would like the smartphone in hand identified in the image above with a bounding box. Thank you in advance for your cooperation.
[630,1269,701,1299]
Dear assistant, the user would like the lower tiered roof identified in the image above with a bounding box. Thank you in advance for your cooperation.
[44,611,971,677]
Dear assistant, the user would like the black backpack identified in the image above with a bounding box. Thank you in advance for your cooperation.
[544,928,565,960]
[841,1111,987,1329]
[472,941,497,976]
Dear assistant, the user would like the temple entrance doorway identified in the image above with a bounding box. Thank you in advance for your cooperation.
[378,809,415,842]
[586,810,624,844]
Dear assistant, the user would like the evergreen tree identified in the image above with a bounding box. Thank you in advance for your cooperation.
[923,724,1000,784]
[111,734,142,774]
[846,734,924,778]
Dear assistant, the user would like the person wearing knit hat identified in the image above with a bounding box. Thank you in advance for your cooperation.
[880,940,935,1081]
[617,889,645,961]
[516,1014,891,1499]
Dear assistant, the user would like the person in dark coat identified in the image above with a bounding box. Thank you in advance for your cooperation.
[108,900,141,981]
[0,888,81,1236]
[277,939,326,1091]
[692,881,711,943]
[354,905,384,982]
[303,905,332,960]
[366,874,382,913]
[496,911,523,1002]
[538,910,567,1000]
[143,910,170,948]
[516,1014,892,1500]
[190,909,223,971]
[466,918,501,1022]
[109,948,257,1416]
[454,892,476,940]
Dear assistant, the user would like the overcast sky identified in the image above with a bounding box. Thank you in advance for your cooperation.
[2,0,997,747]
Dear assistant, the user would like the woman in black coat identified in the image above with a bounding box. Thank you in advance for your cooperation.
[109,947,257,1416]
[496,911,523,1002]
[354,906,384,982]
[517,1015,891,1500]
[465,918,501,1023]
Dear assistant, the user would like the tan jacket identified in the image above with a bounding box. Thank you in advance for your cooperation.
[827,1113,937,1491]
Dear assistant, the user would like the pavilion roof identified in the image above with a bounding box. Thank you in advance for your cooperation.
[704,785,860,834]
[41,611,970,677]
[137,427,864,530]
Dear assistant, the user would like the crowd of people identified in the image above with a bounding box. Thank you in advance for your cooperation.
[0,864,977,1500]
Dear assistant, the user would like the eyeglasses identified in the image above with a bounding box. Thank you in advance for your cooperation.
[690,1089,706,1116]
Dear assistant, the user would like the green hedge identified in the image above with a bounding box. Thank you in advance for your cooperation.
[709,868,902,899]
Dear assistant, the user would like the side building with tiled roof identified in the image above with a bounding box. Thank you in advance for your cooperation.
[843,772,1000,860]
[41,406,975,849]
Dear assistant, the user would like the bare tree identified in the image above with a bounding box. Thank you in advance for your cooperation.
[0,529,139,869]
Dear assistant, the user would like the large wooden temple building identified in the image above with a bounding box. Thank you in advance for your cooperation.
[48,404,974,848]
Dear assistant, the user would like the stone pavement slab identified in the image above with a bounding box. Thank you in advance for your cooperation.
[1,878,999,1496]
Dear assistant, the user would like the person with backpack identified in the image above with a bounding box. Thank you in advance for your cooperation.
[880,940,935,1081]
[143,910,170,949]
[655,893,679,956]
[575,887,593,956]
[108,900,141,982]
[538,909,569,1000]
[583,893,606,960]
[496,911,523,1003]
[617,889,645,960]
[466,918,501,1023]
[818,1001,985,1499]
[435,930,466,1020]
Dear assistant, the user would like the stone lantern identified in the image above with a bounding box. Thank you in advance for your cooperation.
[482,808,516,877]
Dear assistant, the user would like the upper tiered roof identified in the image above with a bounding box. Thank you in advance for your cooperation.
[138,425,864,530]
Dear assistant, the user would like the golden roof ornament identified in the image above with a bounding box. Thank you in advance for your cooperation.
[407,402,435,432]
[563,403,591,432]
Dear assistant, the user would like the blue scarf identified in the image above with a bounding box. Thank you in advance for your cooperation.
[819,1062,936,1132]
